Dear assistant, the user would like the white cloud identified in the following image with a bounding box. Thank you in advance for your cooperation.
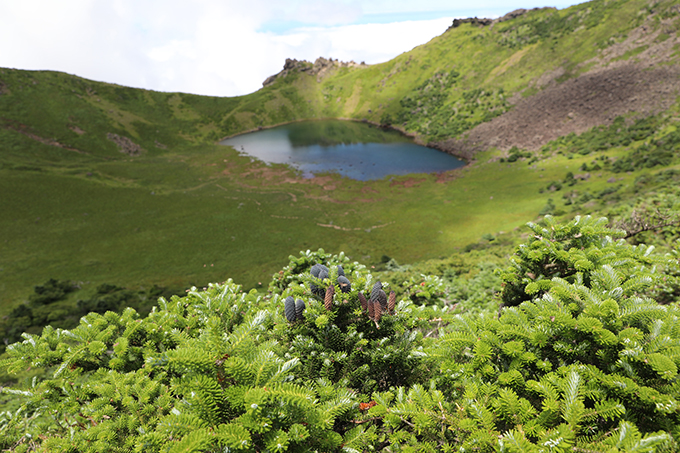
[0,0,583,97]
[147,40,193,62]
[272,33,310,47]
[291,0,363,25]
[275,18,455,65]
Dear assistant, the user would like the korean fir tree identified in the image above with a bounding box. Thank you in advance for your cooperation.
[269,250,441,396]
[0,282,358,452]
[430,215,680,452]
[1,250,450,452]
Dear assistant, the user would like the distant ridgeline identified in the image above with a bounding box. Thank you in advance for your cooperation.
[261,8,552,88]
[262,7,555,89]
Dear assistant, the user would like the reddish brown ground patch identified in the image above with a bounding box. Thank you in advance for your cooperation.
[390,177,426,188]
[1,118,86,154]
[435,170,463,184]
[240,166,293,181]
[222,163,381,204]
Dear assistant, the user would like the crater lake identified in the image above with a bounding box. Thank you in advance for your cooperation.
[220,120,465,181]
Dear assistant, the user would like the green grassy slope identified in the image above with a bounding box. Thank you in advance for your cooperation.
[1,0,679,315]
[234,0,679,142]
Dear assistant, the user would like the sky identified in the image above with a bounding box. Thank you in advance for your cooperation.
[1,0,584,97]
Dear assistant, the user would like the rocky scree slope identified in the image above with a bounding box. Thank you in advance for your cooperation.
[438,10,680,159]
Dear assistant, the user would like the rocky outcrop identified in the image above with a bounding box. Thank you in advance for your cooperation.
[495,8,555,23]
[262,59,309,86]
[448,17,493,29]
[447,7,556,31]
[263,57,367,86]
[107,133,144,156]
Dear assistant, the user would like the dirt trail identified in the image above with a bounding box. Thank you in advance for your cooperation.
[1,118,88,154]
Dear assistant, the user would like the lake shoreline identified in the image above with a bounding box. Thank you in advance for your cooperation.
[218,119,466,181]
[216,117,473,168]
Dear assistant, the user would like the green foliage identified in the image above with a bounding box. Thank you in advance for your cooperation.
[498,215,671,307]
[4,0,680,448]
[541,114,680,176]
[495,0,620,49]
[539,198,556,216]
[504,146,533,163]
[396,71,508,140]
[0,253,444,452]
[0,280,177,354]
[396,273,446,305]
[3,217,680,452]
[428,216,679,451]
[612,128,680,173]
[270,250,436,395]
[27,279,77,306]
[543,116,651,156]
[445,263,503,314]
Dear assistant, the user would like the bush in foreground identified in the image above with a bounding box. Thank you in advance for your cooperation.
[1,216,679,452]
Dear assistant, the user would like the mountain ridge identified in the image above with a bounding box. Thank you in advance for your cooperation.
[435,11,680,159]
[4,0,678,160]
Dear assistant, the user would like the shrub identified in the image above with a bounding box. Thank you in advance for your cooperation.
[1,251,442,452]
[2,220,679,452]
[428,215,679,451]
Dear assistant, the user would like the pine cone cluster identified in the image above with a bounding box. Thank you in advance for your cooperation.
[358,292,368,312]
[310,263,355,311]
[284,296,306,322]
[310,263,330,298]
[359,281,397,328]
[289,265,397,329]
[337,265,351,293]
[388,290,396,314]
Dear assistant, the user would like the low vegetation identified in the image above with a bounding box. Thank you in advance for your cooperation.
[0,278,179,354]
[2,217,679,452]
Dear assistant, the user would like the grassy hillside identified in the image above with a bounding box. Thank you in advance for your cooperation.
[1,0,680,316]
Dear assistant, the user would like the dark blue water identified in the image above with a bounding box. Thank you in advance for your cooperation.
[220,120,465,181]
